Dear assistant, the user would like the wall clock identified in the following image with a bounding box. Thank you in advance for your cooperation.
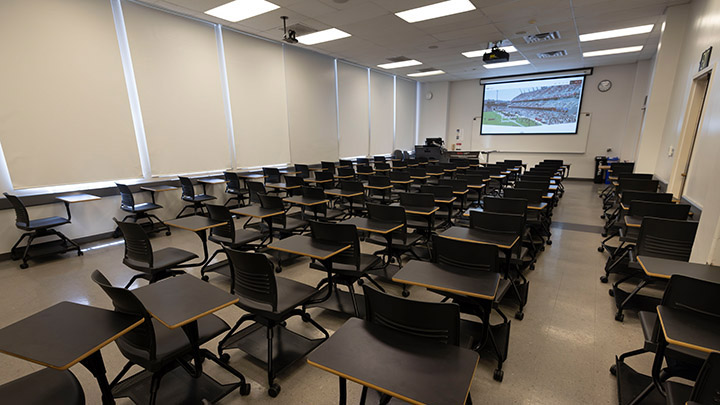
[598,79,612,92]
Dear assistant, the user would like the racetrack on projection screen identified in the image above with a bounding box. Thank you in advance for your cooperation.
[481,76,585,135]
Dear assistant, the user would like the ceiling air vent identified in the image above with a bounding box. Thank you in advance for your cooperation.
[523,31,561,44]
[418,67,437,72]
[286,23,317,37]
[537,50,568,59]
[386,56,411,62]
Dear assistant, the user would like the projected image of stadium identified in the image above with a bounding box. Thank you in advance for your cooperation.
[481,76,585,135]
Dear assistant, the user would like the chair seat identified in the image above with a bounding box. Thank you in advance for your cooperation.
[19,216,70,230]
[209,229,263,247]
[0,369,84,405]
[366,232,423,249]
[331,253,382,276]
[117,314,228,370]
[122,202,162,213]
[182,194,216,203]
[311,208,344,220]
[235,277,319,320]
[124,247,198,272]
[275,217,308,232]
[226,188,249,196]
[664,381,693,405]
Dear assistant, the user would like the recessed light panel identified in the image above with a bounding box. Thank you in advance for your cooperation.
[396,0,476,23]
[579,24,654,42]
[583,45,643,58]
[408,70,445,77]
[377,60,422,69]
[297,28,351,45]
[462,46,517,58]
[483,60,531,69]
[205,0,280,23]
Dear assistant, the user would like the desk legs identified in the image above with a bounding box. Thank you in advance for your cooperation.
[339,377,347,405]
[181,321,204,377]
[80,351,115,405]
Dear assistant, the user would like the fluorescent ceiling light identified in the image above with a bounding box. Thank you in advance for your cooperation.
[204,0,279,22]
[377,60,422,69]
[462,46,517,58]
[408,70,445,77]
[297,28,351,45]
[483,60,530,69]
[579,24,654,42]
[396,0,476,23]
[583,45,643,58]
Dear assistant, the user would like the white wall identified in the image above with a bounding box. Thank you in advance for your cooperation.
[435,62,651,178]
[418,81,450,142]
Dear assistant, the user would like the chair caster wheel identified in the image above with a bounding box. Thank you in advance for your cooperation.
[601,232,608,237]
[546,240,552,245]
[268,383,281,397]
[615,313,624,322]
[78,251,84,256]
[112,230,121,238]
[515,311,524,320]
[357,279,364,286]
[610,364,617,376]
[19,263,28,269]
[301,313,311,322]
[598,246,604,252]
[402,290,410,298]
[529,264,535,270]
[540,246,545,252]
[608,289,614,297]
[240,383,251,396]
[201,275,209,282]
[600,215,605,219]
[165,231,172,236]
[219,353,230,363]
[493,369,504,382]
[600,276,608,283]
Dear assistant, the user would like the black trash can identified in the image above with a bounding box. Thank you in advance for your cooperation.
[594,156,607,183]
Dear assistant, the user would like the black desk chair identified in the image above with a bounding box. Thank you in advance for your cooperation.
[665,352,720,405]
[259,194,308,237]
[115,218,197,289]
[0,368,84,405]
[335,180,368,217]
[367,175,393,204]
[91,270,249,404]
[294,164,310,179]
[302,186,343,221]
[601,190,673,236]
[336,167,356,181]
[284,175,305,196]
[313,171,334,189]
[373,156,386,163]
[407,167,428,190]
[176,176,216,218]
[374,162,391,174]
[483,196,539,257]
[321,161,336,174]
[390,171,412,194]
[504,187,552,246]
[356,164,374,182]
[399,192,438,235]
[421,184,455,227]
[217,249,329,397]
[356,157,370,166]
[365,203,424,273]
[262,167,281,184]
[309,221,384,316]
[440,178,468,211]
[201,204,262,283]
[223,171,249,208]
[246,181,267,205]
[4,192,82,269]
[339,159,353,168]
[114,183,170,238]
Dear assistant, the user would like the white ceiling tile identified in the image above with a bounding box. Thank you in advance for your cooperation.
[322,2,390,26]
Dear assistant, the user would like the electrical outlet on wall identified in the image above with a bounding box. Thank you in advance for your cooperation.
[668,146,675,157]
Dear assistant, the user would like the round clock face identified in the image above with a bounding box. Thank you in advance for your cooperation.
[598,79,612,92]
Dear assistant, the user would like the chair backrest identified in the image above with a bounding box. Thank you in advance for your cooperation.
[114,218,153,267]
[463,174,486,186]
[482,197,528,216]
[421,184,453,199]
[636,217,698,261]
[178,177,195,198]
[314,171,333,182]
[223,171,242,191]
[309,221,361,268]
[621,191,673,205]
[357,165,374,175]
[661,275,720,338]
[408,167,426,177]
[339,159,353,168]
[426,164,443,174]
[321,161,336,174]
[389,171,411,182]
[337,167,355,178]
[205,204,235,242]
[285,175,305,189]
[4,193,30,227]
[504,160,522,167]
[368,175,391,187]
[610,162,635,174]
[116,183,135,208]
[356,157,370,165]
[247,181,266,204]
[340,180,364,193]
[521,174,552,182]
[690,352,720,404]
[515,180,549,191]
[373,156,386,162]
[375,162,391,171]
[259,194,285,212]
[224,248,278,311]
[294,164,310,179]
[439,179,467,193]
[302,186,326,201]
[262,168,281,184]
[392,150,404,160]
[618,178,659,193]
[617,173,654,180]
[91,270,156,360]
[469,211,525,235]
[363,285,460,345]
[432,234,498,273]
[399,192,435,209]
[367,203,405,224]
[629,201,690,220]
[503,188,542,204]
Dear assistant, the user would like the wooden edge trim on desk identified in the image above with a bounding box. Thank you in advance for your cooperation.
[468,184,485,189]
[141,186,177,192]
[283,199,329,206]
[150,299,239,330]
[453,190,469,195]
[621,203,629,210]
[391,180,414,184]
[325,192,363,198]
[656,309,715,354]
[0,318,145,371]
[231,210,284,219]
[436,197,457,204]
[267,243,351,261]
[392,277,497,300]
[637,257,670,280]
[404,207,439,215]
[166,221,228,232]
[355,223,404,234]
[438,234,518,250]
[364,185,393,190]
[411,176,430,180]
[56,195,102,203]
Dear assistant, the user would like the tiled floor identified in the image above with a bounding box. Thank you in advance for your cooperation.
[0,180,653,404]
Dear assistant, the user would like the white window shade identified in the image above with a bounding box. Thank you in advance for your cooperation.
[396,78,418,151]
[337,63,369,158]
[123,2,229,176]
[0,0,140,189]
[370,71,395,155]
[222,29,291,168]
[284,46,339,163]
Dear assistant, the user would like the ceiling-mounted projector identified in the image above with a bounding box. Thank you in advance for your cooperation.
[281,16,297,44]
[483,45,509,63]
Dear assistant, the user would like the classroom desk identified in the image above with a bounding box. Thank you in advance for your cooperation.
[265,182,301,193]
[231,205,283,243]
[340,217,402,270]
[0,302,143,405]
[128,274,247,404]
[140,185,178,205]
[164,216,227,267]
[307,317,478,405]
[197,178,227,194]
[56,193,101,221]
[323,189,362,215]
[268,235,358,316]
[283,195,329,220]
[237,173,265,180]
[637,256,720,283]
